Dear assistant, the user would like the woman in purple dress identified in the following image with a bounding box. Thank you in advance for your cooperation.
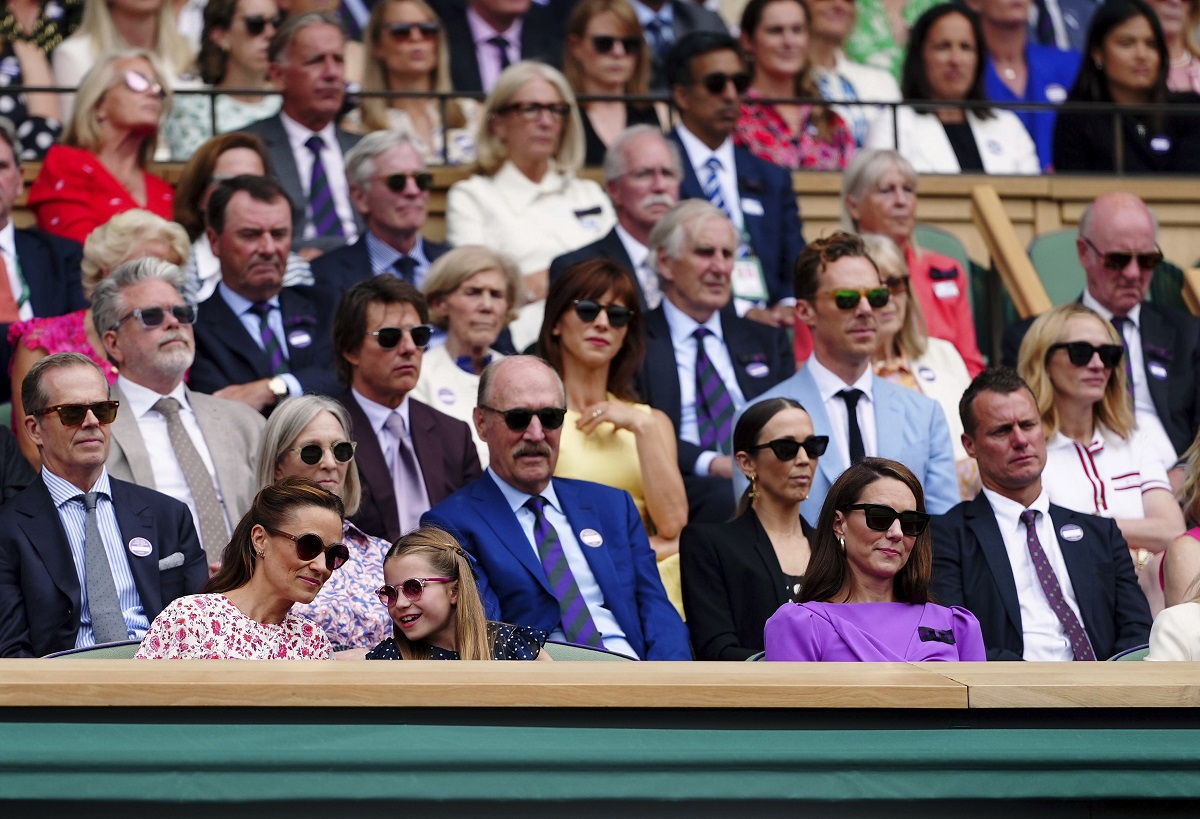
[764,457,985,661]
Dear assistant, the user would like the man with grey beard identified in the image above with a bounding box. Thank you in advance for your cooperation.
[95,258,265,566]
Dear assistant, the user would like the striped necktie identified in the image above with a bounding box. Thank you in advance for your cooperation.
[305,135,344,239]
[249,302,288,375]
[1020,510,1097,661]
[693,328,733,453]
[1110,316,1135,402]
[702,156,731,219]
[525,495,602,647]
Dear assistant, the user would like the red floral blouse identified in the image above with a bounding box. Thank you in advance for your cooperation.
[734,89,856,171]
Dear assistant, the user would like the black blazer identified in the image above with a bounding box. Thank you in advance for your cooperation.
[931,493,1151,661]
[649,0,729,92]
[0,476,208,657]
[548,228,644,308]
[437,0,565,93]
[680,509,814,660]
[310,233,450,298]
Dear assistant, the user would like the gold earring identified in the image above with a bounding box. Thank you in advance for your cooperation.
[747,475,758,500]
[838,536,845,554]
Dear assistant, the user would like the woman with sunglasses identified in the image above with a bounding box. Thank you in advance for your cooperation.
[137,476,347,659]
[680,398,823,660]
[765,457,985,661]
[256,394,393,654]
[1018,303,1184,615]
[366,525,551,660]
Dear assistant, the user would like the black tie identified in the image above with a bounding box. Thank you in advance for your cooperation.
[838,388,865,465]
[394,255,417,285]
[488,35,511,71]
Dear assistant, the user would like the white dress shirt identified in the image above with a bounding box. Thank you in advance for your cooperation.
[467,7,523,93]
[804,355,878,472]
[279,112,359,242]
[0,220,32,321]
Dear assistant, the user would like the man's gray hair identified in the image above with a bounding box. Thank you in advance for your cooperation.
[645,199,732,277]
[269,11,344,64]
[344,130,424,188]
[601,124,682,184]
[92,258,188,334]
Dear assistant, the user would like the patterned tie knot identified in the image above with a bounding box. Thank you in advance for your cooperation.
[305,135,326,155]
[250,301,272,318]
[705,156,722,174]
[384,411,407,438]
[693,327,711,343]
[1020,509,1038,529]
[154,396,181,420]
[488,34,509,49]
[79,491,100,512]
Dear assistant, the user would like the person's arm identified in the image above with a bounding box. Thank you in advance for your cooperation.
[1115,487,1186,553]
[0,529,34,657]
[1164,533,1200,608]
[921,401,960,515]
[0,427,35,503]
[679,524,755,660]
[763,603,821,661]
[9,342,47,468]
[624,492,691,660]
[1103,518,1154,654]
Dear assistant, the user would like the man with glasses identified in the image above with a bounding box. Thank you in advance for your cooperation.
[734,231,958,521]
[931,367,1151,661]
[94,258,265,566]
[333,276,481,544]
[0,353,206,657]
[423,355,690,659]
[665,30,805,328]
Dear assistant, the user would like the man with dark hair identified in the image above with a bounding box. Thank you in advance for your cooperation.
[932,367,1151,661]
[630,0,728,92]
[434,0,566,93]
[190,175,338,411]
[333,276,481,543]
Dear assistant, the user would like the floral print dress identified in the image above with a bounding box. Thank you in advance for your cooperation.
[136,594,333,659]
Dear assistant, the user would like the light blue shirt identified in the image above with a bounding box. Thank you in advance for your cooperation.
[218,283,302,397]
[365,231,433,290]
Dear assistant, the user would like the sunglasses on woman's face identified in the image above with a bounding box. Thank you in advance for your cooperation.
[822,287,890,310]
[35,401,120,426]
[262,525,350,570]
[747,435,829,461]
[387,21,441,40]
[590,35,642,55]
[121,70,165,100]
[289,441,357,465]
[242,13,284,36]
[572,299,634,328]
[375,577,454,607]
[1047,341,1125,369]
[478,405,568,431]
[372,324,434,349]
[843,504,930,537]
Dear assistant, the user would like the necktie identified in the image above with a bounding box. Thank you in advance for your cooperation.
[639,256,663,310]
[702,156,731,219]
[153,397,228,563]
[0,253,20,322]
[384,412,430,536]
[644,16,670,63]
[305,135,344,239]
[1110,316,1135,402]
[838,388,865,465]
[524,496,603,647]
[249,302,288,375]
[394,255,418,285]
[1032,0,1057,46]
[488,35,511,71]
[1020,510,1097,661]
[693,328,733,453]
[78,492,128,644]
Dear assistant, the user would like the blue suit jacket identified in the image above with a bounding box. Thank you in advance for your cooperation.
[732,364,960,521]
[670,131,805,305]
[931,493,1152,661]
[422,474,692,660]
[0,476,208,657]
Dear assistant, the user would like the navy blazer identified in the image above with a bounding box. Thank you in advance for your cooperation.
[636,303,793,474]
[190,285,339,399]
[423,474,692,660]
[0,476,207,657]
[931,493,1152,661]
[339,390,482,544]
[670,131,805,305]
[548,228,646,309]
[436,0,565,92]
[649,1,729,92]
[310,233,449,299]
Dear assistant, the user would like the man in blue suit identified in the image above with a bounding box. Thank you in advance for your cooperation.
[666,31,805,327]
[423,356,691,660]
[733,232,959,521]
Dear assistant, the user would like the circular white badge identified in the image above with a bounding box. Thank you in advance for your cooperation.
[917,366,936,382]
[128,537,153,557]
[746,362,770,379]
[579,528,603,548]
[1059,524,1084,542]
[1045,83,1067,103]
[287,329,312,348]
[437,387,457,405]
[1148,361,1168,380]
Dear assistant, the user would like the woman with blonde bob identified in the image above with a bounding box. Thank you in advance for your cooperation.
[1018,303,1184,614]
[366,525,551,660]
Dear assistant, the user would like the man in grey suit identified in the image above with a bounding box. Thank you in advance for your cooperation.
[242,12,363,253]
[95,259,265,566]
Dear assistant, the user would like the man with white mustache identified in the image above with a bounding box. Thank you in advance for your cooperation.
[95,258,265,567]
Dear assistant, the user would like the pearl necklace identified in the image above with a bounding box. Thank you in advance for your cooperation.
[1171,51,1193,69]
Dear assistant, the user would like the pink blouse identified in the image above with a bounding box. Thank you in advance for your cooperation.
[135,594,333,660]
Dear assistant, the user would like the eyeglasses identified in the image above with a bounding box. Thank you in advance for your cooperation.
[120,70,165,100]
[591,35,642,54]
[34,401,120,426]
[113,304,198,331]
[479,405,568,431]
[699,71,751,95]
[261,525,350,570]
[386,20,440,40]
[372,324,434,349]
[375,577,454,607]
[498,102,572,120]
[374,172,434,192]
[289,441,357,465]
[883,276,909,296]
[1081,236,1163,273]
[821,287,890,310]
[843,503,930,537]
[1047,341,1125,369]
[242,13,284,36]
[573,299,634,328]
[746,435,829,461]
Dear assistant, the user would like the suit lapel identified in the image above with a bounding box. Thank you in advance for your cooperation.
[670,131,704,200]
[1048,505,1100,643]
[745,510,789,607]
[556,481,621,609]
[259,116,309,236]
[1138,304,1175,424]
[872,379,905,460]
[472,477,550,593]
[342,392,399,533]
[107,383,156,488]
[14,231,53,315]
[17,482,80,604]
[723,308,767,400]
[733,147,765,250]
[200,291,271,374]
[278,288,321,371]
[966,493,1024,637]
[409,400,444,502]
[109,480,162,615]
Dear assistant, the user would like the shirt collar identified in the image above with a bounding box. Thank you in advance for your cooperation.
[487,467,561,514]
[493,160,568,205]
[366,231,428,270]
[43,466,113,508]
[466,6,523,42]
[629,0,673,26]
[0,220,15,258]
[983,485,1050,533]
[117,374,189,419]
[1081,289,1142,327]
[279,110,338,151]
[218,281,279,315]
[352,387,410,434]
[674,123,735,176]
[661,295,723,345]
[804,354,874,404]
[614,222,649,267]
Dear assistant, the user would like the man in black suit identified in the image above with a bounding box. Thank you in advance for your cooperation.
[638,200,793,522]
[242,12,363,252]
[549,125,682,310]
[0,353,206,657]
[931,367,1151,661]
[630,0,729,92]
[434,0,565,93]
[1002,192,1200,462]
[190,176,339,412]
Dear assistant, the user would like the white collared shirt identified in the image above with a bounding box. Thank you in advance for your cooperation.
[673,124,743,231]
[803,355,877,471]
[1042,424,1173,520]
[466,6,523,93]
[982,487,1086,661]
[0,221,31,321]
[278,111,359,242]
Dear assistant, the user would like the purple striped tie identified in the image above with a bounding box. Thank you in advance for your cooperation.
[694,328,733,453]
[1020,510,1097,661]
[305,135,344,239]
[524,496,602,647]
[249,302,288,375]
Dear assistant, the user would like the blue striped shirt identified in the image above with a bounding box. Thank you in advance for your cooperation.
[42,468,149,647]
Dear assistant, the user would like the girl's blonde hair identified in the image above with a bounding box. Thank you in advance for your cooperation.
[77,0,195,77]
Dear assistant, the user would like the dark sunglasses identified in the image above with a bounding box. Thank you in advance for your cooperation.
[884,276,909,296]
[375,577,454,607]
[1047,341,1125,369]
[573,299,634,328]
[289,441,357,465]
[700,71,751,95]
[844,503,930,537]
[386,20,440,40]
[376,172,434,192]
[113,304,198,331]
[121,70,165,100]
[498,102,572,120]
[262,525,350,570]
[479,404,568,431]
[34,401,120,426]
[242,12,284,36]
[822,287,890,310]
[747,435,829,461]
[372,324,434,349]
[1082,236,1163,273]
[591,34,642,54]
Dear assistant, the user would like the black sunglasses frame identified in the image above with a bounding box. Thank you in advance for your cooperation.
[1047,341,1125,369]
[747,435,829,461]
[35,401,120,426]
[379,172,434,192]
[291,441,357,465]
[262,525,350,570]
[1082,236,1163,273]
[843,504,930,537]
[242,12,284,36]
[498,102,573,120]
[372,324,434,349]
[700,71,751,95]
[386,21,441,40]
[591,34,643,54]
[572,299,634,328]
[479,404,568,432]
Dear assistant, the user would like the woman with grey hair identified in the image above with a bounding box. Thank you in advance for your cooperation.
[257,394,393,653]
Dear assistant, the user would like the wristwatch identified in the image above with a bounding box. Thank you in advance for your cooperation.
[268,376,289,401]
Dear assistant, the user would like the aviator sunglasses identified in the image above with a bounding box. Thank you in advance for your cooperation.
[747,435,829,461]
[843,504,930,537]
[35,401,119,426]
[242,13,284,36]
[261,526,350,570]
[821,287,890,310]
[479,405,568,431]
[1081,236,1163,273]
[113,304,198,331]
[376,172,434,192]
[375,577,454,607]
[372,324,434,349]
[288,441,357,465]
[1047,341,1125,369]
[591,35,642,54]
[573,299,634,328]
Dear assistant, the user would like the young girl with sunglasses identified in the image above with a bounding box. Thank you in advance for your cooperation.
[137,477,350,659]
[366,526,550,660]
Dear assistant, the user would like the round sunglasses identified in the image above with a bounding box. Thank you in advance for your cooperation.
[113,304,198,331]
[34,401,119,426]
[261,525,350,570]
[372,324,434,349]
[1047,341,1124,369]
[747,435,829,461]
[843,504,930,537]
[376,577,454,607]
[478,404,567,431]
[288,441,357,465]
[573,299,634,328]
[820,287,890,310]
